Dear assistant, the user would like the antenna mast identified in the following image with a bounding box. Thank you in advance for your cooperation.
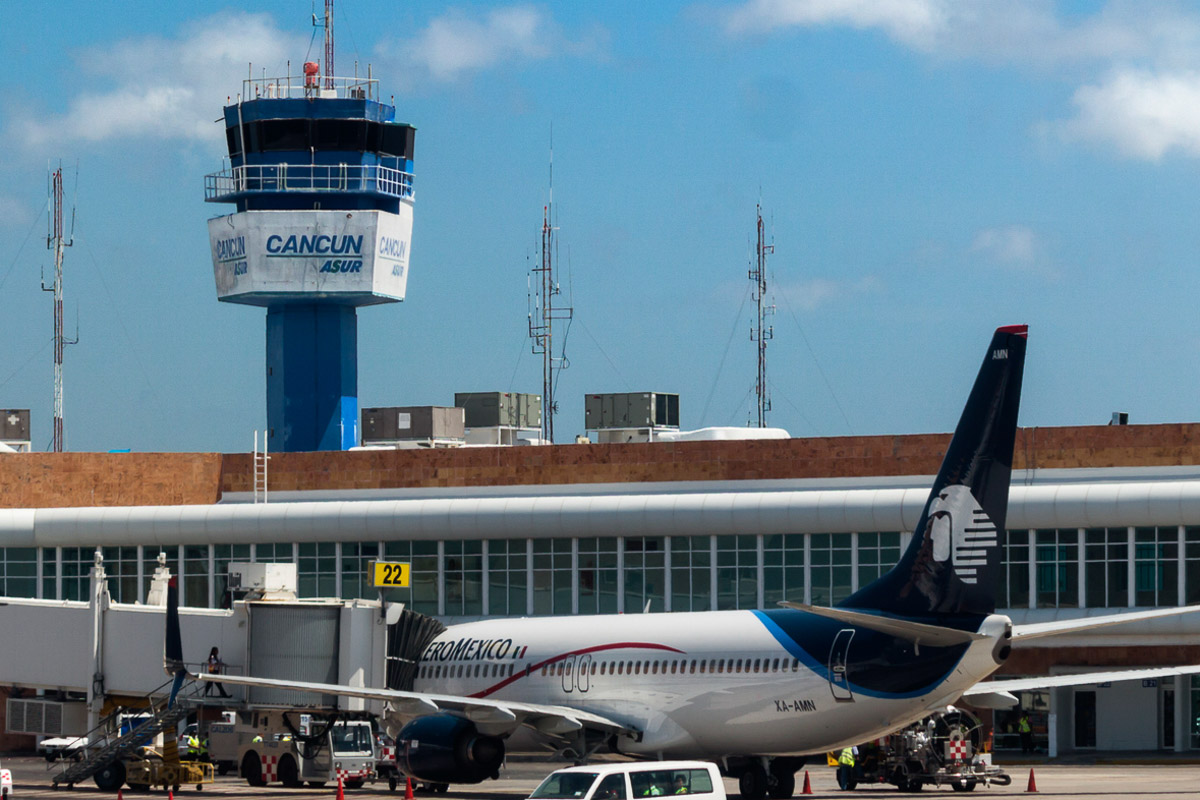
[42,165,77,452]
[749,203,774,428]
[528,133,573,443]
[323,0,335,88]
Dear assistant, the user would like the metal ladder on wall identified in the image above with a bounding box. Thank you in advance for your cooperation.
[51,679,200,788]
[254,429,269,502]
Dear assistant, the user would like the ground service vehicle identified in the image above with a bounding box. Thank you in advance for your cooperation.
[213,712,375,788]
[529,762,726,800]
[832,708,1011,792]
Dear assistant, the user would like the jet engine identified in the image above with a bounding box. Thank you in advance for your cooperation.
[396,715,505,784]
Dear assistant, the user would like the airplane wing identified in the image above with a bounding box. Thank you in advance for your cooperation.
[962,663,1200,709]
[195,672,633,738]
[1012,605,1200,640]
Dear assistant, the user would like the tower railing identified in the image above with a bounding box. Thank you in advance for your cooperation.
[204,163,414,202]
[242,75,378,101]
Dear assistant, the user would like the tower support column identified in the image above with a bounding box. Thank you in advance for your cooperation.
[266,304,358,451]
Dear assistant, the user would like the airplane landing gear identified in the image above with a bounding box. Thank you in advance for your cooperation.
[734,757,803,800]
[738,765,768,800]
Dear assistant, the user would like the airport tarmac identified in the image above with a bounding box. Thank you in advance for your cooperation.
[4,758,1198,799]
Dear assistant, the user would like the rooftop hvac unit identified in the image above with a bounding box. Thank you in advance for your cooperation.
[0,409,31,452]
[361,406,465,446]
[6,699,88,736]
[454,392,541,429]
[585,392,680,431]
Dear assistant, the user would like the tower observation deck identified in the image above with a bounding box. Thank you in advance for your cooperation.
[205,71,415,451]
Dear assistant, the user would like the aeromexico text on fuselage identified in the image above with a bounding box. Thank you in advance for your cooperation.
[423,637,530,662]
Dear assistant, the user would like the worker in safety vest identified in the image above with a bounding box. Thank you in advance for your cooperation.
[186,735,203,759]
[1018,711,1033,754]
[837,746,858,790]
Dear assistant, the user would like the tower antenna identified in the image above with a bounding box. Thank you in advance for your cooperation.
[41,163,79,452]
[528,127,573,443]
[323,0,335,88]
[749,201,774,428]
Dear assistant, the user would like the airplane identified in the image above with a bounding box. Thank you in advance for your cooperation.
[171,324,1200,799]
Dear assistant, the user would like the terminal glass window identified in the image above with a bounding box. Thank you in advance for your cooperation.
[41,547,56,599]
[97,546,139,604]
[1085,528,1129,608]
[857,532,903,588]
[254,543,294,563]
[716,535,758,610]
[764,534,805,608]
[1192,675,1200,748]
[183,545,209,608]
[214,544,251,608]
[0,547,36,599]
[298,542,337,598]
[624,537,665,614]
[341,542,379,601]
[1001,529,1030,609]
[809,533,853,606]
[444,540,483,616]
[487,539,528,616]
[1186,528,1200,606]
[532,538,571,615]
[1035,529,1079,608]
[578,537,618,615]
[672,535,713,612]
[1135,527,1179,607]
[408,540,440,616]
[61,547,94,601]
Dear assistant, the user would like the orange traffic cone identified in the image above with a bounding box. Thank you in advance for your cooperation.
[1026,768,1038,792]
[337,775,346,800]
[406,777,415,800]
[117,790,123,800]
[168,791,174,800]
[801,770,813,795]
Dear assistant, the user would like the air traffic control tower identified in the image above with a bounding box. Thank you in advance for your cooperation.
[205,66,415,451]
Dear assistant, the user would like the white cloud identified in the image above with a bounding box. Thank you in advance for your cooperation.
[1053,69,1200,160]
[382,5,603,84]
[776,276,882,311]
[724,0,946,48]
[719,0,1200,161]
[970,225,1059,278]
[13,13,302,150]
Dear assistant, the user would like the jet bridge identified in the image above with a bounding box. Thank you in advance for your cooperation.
[0,553,391,736]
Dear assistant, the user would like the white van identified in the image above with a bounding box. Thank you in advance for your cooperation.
[527,761,726,800]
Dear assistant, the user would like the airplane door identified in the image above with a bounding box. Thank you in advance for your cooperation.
[577,654,592,693]
[828,629,855,702]
[561,657,575,693]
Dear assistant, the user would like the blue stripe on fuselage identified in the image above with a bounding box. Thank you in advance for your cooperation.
[751,609,967,699]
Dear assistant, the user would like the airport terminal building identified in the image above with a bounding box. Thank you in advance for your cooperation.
[3,422,1200,755]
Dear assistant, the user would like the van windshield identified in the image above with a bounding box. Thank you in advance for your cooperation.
[330,724,373,754]
[529,772,600,799]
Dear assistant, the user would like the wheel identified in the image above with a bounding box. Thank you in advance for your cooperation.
[278,754,301,788]
[93,761,127,792]
[837,766,857,791]
[217,762,231,776]
[768,766,795,799]
[389,775,398,792]
[433,783,450,794]
[308,781,327,788]
[127,783,150,793]
[346,779,365,789]
[951,778,977,792]
[739,766,768,800]
[241,752,265,787]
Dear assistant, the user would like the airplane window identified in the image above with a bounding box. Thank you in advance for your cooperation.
[735,659,743,672]
[591,663,597,675]
[670,661,677,674]
[773,658,781,671]
[652,662,658,675]
[698,660,706,673]
[754,659,762,672]
[715,660,723,673]
[541,666,548,677]
[645,661,651,674]
[635,663,641,675]
[476,664,482,677]
[792,659,800,672]
[617,663,624,675]
[690,661,697,674]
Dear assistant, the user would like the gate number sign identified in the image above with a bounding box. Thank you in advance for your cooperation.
[371,561,411,588]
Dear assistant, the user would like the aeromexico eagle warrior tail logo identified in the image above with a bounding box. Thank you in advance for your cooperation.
[904,484,999,611]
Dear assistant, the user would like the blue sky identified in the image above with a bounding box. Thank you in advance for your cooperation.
[3,1,1200,452]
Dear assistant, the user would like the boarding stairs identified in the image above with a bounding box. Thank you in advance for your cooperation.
[51,678,202,788]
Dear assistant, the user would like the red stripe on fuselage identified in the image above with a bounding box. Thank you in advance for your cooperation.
[464,641,686,698]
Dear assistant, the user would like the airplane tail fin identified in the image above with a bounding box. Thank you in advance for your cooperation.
[840,325,1027,618]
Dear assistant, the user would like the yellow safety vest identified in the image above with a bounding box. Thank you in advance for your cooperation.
[838,748,855,767]
[1018,718,1031,734]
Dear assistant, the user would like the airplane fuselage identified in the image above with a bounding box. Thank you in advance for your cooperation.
[413,609,1011,758]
